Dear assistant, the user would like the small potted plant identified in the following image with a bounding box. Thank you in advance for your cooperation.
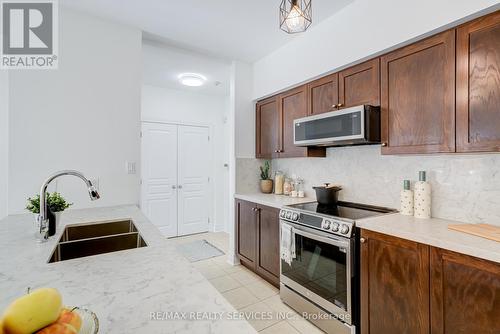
[26,192,73,228]
[259,161,273,194]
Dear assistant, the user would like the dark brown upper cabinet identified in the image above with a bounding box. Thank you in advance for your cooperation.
[256,96,279,159]
[457,11,500,153]
[255,87,325,159]
[307,73,339,115]
[430,247,500,334]
[361,229,430,334]
[381,30,456,154]
[339,58,380,109]
[278,86,326,158]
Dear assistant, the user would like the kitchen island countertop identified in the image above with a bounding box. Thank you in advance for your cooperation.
[0,205,256,334]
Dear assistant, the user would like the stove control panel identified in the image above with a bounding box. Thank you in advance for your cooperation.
[280,209,353,237]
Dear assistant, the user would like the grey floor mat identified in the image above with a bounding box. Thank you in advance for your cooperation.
[175,239,225,262]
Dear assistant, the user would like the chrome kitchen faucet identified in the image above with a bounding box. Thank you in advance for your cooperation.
[36,170,100,242]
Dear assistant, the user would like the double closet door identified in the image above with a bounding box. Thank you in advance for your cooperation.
[141,122,211,238]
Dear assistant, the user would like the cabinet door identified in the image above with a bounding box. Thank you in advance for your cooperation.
[430,247,500,334]
[361,229,430,334]
[381,30,456,154]
[235,200,257,268]
[278,86,308,158]
[339,58,380,109]
[278,86,326,158]
[256,97,279,159]
[308,73,339,115]
[255,205,280,287]
[457,11,500,152]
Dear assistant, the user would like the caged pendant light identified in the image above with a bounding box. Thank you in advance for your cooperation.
[279,0,312,34]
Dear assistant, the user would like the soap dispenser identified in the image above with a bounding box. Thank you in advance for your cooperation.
[414,171,431,219]
[400,180,414,216]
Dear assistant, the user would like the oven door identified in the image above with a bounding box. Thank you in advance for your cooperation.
[280,220,353,325]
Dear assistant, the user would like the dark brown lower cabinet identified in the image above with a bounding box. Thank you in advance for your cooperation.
[360,229,430,334]
[361,229,500,334]
[235,199,257,267]
[430,247,500,334]
[235,199,280,287]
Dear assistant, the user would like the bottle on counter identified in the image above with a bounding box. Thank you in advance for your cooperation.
[274,171,285,195]
[414,171,431,219]
[283,177,293,196]
[400,180,414,216]
[295,178,305,198]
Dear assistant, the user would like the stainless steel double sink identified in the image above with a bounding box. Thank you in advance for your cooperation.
[49,220,147,263]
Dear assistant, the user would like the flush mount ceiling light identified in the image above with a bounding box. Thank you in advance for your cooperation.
[279,0,312,34]
[178,73,207,87]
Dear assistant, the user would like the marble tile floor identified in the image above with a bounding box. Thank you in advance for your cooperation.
[169,232,324,333]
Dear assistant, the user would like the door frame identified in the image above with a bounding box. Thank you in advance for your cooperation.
[140,120,216,234]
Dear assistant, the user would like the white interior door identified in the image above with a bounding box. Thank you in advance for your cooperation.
[177,125,211,236]
[141,123,178,237]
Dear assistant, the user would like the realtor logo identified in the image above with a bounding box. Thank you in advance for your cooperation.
[1,0,58,69]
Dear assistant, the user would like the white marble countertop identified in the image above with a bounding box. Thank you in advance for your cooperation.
[0,205,255,334]
[357,213,500,264]
[235,193,315,209]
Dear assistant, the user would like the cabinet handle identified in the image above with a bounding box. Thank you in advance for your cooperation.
[331,104,337,109]
[381,143,387,147]
[337,103,343,108]
[360,237,367,243]
[178,185,183,189]
[172,185,177,189]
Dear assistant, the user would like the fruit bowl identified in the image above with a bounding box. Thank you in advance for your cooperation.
[71,307,99,334]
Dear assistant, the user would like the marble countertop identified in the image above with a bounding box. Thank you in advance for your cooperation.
[0,205,255,334]
[357,213,500,264]
[235,193,315,209]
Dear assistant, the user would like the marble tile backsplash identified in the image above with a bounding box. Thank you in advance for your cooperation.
[236,146,500,225]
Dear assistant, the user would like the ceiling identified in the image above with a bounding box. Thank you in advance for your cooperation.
[60,0,353,62]
[142,41,231,96]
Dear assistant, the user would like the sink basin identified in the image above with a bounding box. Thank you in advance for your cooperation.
[49,220,147,263]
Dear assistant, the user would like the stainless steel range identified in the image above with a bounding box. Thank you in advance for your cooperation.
[279,201,395,334]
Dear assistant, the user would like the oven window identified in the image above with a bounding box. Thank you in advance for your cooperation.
[295,111,362,141]
[282,233,348,311]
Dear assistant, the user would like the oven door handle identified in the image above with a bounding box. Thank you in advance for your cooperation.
[289,223,350,249]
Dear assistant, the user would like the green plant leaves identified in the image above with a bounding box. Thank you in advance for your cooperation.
[26,192,73,214]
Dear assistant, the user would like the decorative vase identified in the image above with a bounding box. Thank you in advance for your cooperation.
[260,179,273,194]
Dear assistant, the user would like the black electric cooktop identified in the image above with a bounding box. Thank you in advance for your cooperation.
[288,201,395,220]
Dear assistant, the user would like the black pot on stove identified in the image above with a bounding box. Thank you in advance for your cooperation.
[313,183,342,205]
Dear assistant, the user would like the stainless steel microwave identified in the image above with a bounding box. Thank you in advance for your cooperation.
[294,105,381,147]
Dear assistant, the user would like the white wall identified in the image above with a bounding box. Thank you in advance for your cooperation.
[8,8,142,214]
[253,0,500,99]
[227,60,255,264]
[233,62,254,158]
[0,71,8,220]
[141,85,230,232]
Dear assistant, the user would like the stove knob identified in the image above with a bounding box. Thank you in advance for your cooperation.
[340,224,350,235]
[331,222,340,232]
[323,220,331,229]
[280,211,285,218]
[286,212,292,219]
[292,213,299,221]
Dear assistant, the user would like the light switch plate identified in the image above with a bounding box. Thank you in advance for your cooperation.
[126,161,136,174]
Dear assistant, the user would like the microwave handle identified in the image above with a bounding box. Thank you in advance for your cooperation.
[288,223,350,249]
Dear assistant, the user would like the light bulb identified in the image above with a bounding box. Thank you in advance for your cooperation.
[285,5,306,32]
